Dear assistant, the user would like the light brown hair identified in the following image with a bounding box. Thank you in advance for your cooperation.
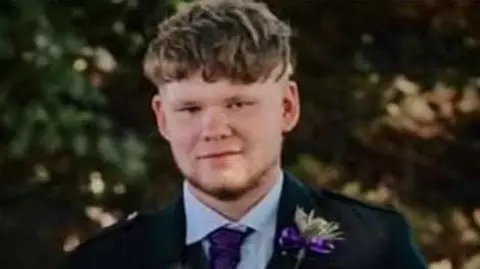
[143,0,293,87]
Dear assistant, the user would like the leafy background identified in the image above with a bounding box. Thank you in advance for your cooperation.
[1,1,479,268]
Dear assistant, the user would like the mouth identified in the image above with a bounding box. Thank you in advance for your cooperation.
[197,151,242,160]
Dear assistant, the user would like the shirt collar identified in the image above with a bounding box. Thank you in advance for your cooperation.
[184,172,284,245]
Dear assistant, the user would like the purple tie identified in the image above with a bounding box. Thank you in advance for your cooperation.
[207,227,252,269]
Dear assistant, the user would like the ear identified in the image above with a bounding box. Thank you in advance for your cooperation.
[151,94,170,141]
[282,81,300,133]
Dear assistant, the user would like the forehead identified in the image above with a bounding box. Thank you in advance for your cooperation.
[160,73,283,102]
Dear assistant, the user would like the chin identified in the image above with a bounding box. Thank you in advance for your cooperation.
[206,183,256,201]
[189,173,259,201]
[185,158,275,201]
[209,188,249,201]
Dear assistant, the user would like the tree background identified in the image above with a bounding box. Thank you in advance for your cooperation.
[1,0,479,268]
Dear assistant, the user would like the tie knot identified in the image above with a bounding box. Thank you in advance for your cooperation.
[207,227,252,249]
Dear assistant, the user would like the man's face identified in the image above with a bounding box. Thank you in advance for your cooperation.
[151,71,300,200]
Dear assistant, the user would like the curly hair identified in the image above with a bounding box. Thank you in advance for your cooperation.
[143,0,293,87]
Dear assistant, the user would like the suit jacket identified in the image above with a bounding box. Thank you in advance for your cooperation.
[59,171,428,269]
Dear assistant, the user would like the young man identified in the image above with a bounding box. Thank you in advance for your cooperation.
[60,0,428,268]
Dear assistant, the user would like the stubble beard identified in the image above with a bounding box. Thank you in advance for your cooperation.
[187,156,278,202]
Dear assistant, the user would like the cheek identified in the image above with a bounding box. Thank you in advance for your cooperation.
[258,109,284,147]
[257,106,284,136]
[241,114,282,150]
[168,120,199,154]
[169,130,199,175]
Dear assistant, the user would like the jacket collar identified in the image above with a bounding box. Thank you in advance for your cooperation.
[142,170,343,269]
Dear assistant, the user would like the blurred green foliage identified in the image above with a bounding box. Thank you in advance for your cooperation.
[1,0,480,269]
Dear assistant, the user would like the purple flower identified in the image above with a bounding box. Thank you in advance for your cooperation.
[279,226,335,254]
[278,207,344,269]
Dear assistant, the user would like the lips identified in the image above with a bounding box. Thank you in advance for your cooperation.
[197,151,241,159]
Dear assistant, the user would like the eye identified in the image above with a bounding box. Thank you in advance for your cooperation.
[178,106,201,114]
[227,101,254,110]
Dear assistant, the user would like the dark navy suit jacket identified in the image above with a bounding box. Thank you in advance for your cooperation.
[59,171,428,269]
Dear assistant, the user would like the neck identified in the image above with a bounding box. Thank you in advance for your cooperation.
[189,165,281,221]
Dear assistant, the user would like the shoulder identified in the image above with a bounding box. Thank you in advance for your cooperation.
[300,184,427,267]
[310,186,407,225]
[308,186,417,247]
[313,188,427,267]
[72,211,145,250]
[58,210,167,268]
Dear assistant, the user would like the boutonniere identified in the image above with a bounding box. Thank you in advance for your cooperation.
[279,206,344,269]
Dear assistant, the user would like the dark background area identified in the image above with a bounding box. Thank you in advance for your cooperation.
[1,0,479,268]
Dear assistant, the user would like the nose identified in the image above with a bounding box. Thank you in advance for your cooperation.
[201,107,233,141]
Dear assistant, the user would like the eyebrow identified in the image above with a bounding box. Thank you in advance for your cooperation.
[224,95,253,102]
[172,100,200,107]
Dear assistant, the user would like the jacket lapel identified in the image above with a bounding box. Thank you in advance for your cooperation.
[182,241,209,269]
[266,171,348,269]
[266,171,315,269]
[140,187,210,269]
[140,189,188,269]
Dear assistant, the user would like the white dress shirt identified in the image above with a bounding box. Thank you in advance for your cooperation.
[183,173,284,269]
